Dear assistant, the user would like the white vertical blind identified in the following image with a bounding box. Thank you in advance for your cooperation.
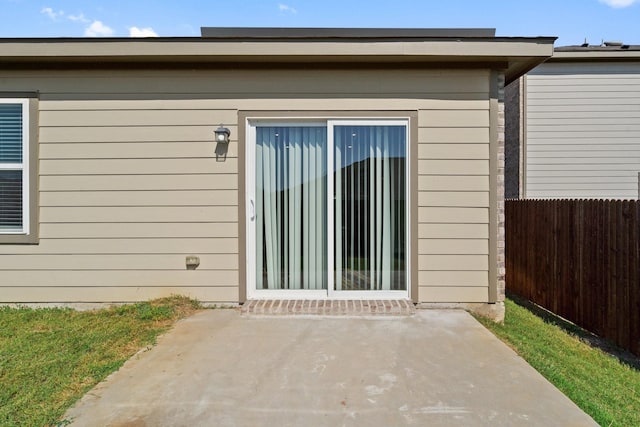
[252,122,406,294]
[334,125,406,291]
[255,126,327,290]
[0,103,24,231]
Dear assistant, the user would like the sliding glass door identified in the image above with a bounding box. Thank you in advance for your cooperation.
[247,119,408,298]
[254,126,328,291]
[333,125,406,291]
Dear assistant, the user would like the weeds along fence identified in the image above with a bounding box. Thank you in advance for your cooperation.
[506,199,640,356]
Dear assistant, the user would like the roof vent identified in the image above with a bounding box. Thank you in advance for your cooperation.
[581,38,589,47]
[604,40,623,47]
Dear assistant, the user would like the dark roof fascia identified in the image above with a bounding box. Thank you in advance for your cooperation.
[201,27,497,39]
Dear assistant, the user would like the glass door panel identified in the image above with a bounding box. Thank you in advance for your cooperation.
[255,126,327,290]
[333,125,407,291]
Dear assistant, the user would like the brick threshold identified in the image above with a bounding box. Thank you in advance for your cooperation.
[240,299,416,317]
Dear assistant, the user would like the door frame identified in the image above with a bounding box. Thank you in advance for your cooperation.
[240,112,417,301]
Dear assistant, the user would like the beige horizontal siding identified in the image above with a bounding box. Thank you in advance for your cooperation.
[40,142,239,159]
[40,93,491,103]
[418,207,489,223]
[40,190,238,207]
[418,160,489,175]
[418,271,488,286]
[415,74,491,302]
[419,255,488,271]
[39,98,490,111]
[418,175,489,191]
[1,254,239,270]
[418,239,489,255]
[418,224,489,239]
[0,238,238,254]
[418,143,489,160]
[40,223,238,239]
[0,67,492,304]
[417,110,488,127]
[40,174,238,191]
[418,192,489,207]
[526,63,640,199]
[40,125,234,143]
[1,270,238,287]
[39,109,239,127]
[418,127,489,143]
[418,286,488,303]
[40,158,238,175]
[40,207,238,223]
[0,286,239,303]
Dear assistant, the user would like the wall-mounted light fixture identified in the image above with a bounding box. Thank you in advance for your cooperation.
[214,125,231,144]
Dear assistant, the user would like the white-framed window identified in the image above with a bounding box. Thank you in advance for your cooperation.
[0,99,30,237]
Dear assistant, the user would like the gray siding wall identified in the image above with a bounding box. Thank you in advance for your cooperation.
[525,62,640,199]
[0,68,494,303]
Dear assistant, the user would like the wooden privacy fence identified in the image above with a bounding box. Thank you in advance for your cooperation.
[506,199,640,356]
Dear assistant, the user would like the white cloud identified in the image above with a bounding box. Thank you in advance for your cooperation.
[84,20,114,37]
[129,26,158,37]
[599,0,639,7]
[41,7,64,20]
[68,13,90,23]
[278,3,297,14]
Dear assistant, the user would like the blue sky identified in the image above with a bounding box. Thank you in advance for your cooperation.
[1,0,639,46]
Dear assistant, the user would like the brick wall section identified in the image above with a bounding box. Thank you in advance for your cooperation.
[504,77,521,199]
[497,73,506,302]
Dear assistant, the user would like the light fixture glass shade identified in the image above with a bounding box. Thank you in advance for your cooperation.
[214,126,231,143]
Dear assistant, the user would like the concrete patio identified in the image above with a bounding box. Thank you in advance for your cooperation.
[64,308,597,426]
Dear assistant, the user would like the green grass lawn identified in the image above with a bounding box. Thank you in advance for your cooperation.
[476,298,640,427]
[0,296,201,427]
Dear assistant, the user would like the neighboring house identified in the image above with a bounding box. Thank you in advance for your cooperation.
[506,43,640,199]
[0,28,554,315]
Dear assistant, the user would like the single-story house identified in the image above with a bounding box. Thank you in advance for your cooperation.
[506,42,640,199]
[0,28,554,316]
